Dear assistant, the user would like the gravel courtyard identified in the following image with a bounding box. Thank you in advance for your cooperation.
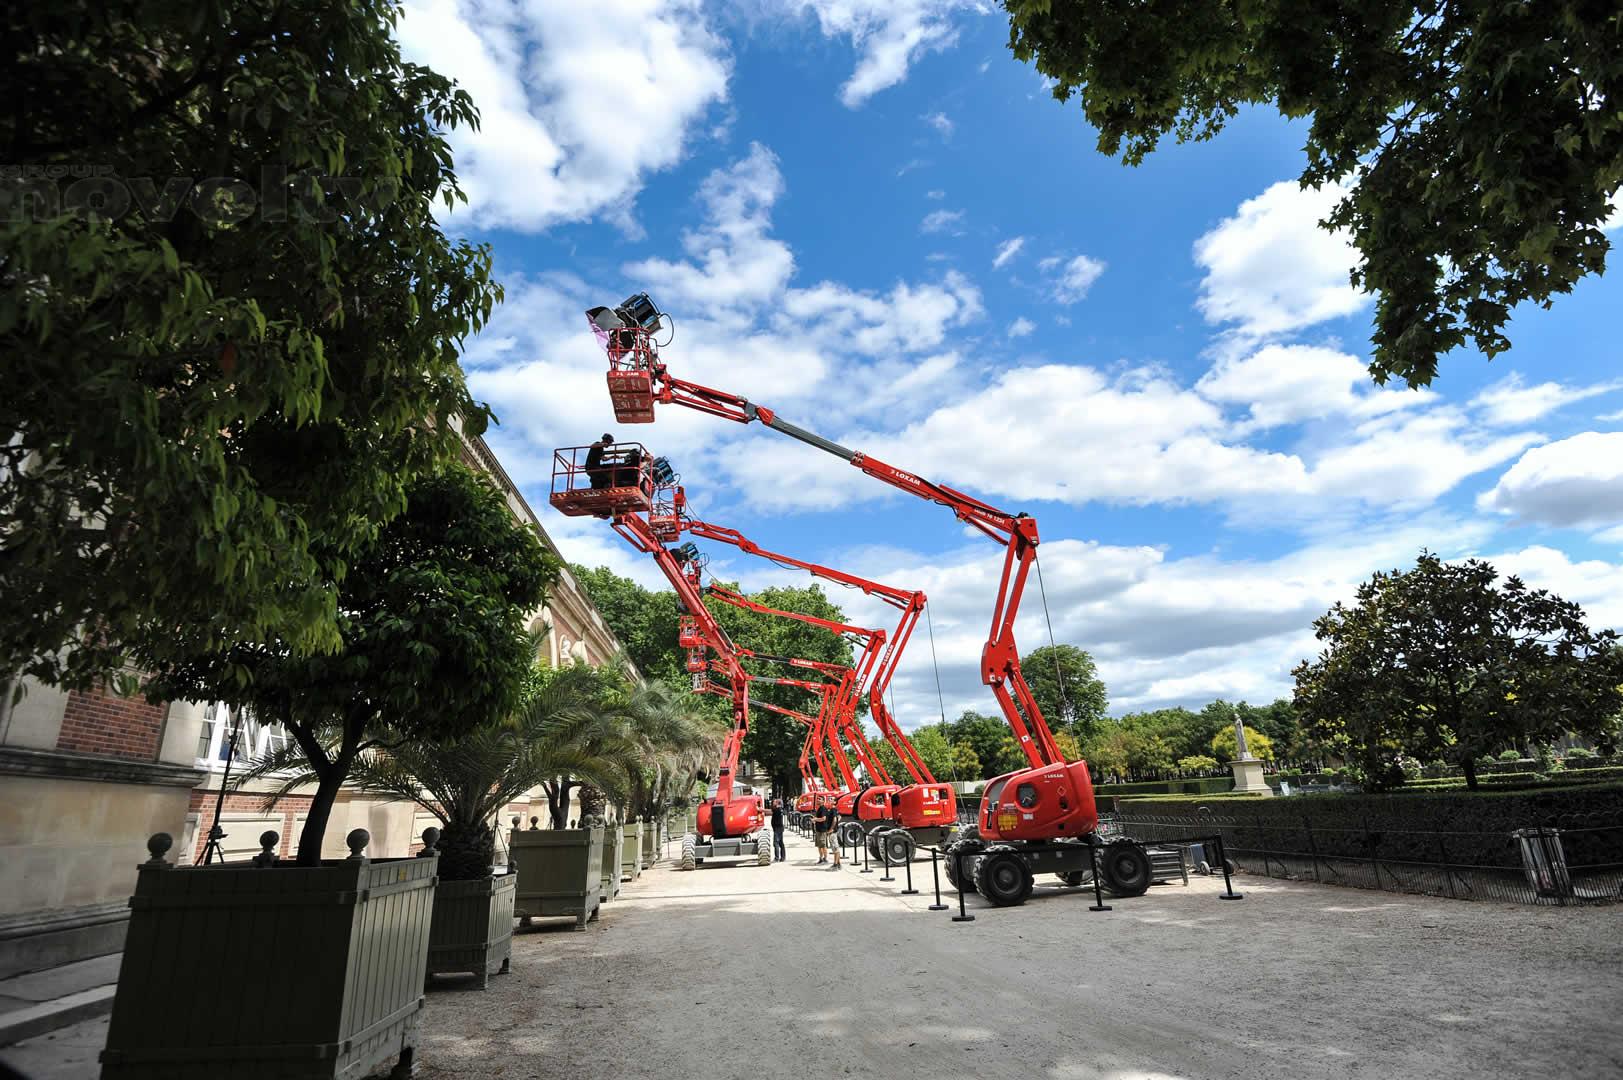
[6,829,1618,1080]
[417,830,1623,1080]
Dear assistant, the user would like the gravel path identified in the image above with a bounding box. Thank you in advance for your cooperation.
[416,829,1623,1080]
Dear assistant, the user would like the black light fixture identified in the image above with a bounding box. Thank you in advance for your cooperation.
[651,456,676,485]
[585,292,663,335]
[672,541,700,564]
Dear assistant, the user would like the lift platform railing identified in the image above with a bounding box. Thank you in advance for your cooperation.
[550,443,657,518]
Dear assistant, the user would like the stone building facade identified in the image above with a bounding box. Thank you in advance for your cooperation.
[0,433,631,978]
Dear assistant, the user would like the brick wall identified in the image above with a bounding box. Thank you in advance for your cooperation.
[186,789,313,862]
[55,687,167,760]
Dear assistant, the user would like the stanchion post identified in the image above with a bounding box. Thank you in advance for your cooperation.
[880,838,894,882]
[951,848,975,922]
[860,833,872,873]
[902,847,917,895]
[928,848,947,911]
[1215,834,1244,900]
[1088,839,1112,912]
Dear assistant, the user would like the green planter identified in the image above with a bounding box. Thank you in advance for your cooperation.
[511,825,603,931]
[620,822,644,882]
[600,824,623,902]
[426,873,515,989]
[641,820,660,868]
[101,830,435,1080]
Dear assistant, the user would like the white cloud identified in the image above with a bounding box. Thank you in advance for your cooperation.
[1478,432,1623,528]
[992,236,1026,269]
[1488,545,1623,630]
[923,111,954,138]
[744,359,1538,516]
[789,0,978,107]
[1470,372,1623,426]
[1196,343,1428,430]
[1051,254,1106,303]
[925,189,945,200]
[396,0,728,232]
[787,516,1506,721]
[921,208,966,235]
[1194,179,1366,337]
[623,143,793,310]
[1604,191,1622,232]
[1007,317,1036,339]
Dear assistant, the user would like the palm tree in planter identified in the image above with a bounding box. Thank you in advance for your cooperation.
[621,682,725,864]
[111,465,553,1077]
[341,661,623,983]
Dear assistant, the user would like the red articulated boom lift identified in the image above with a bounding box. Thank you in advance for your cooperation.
[690,533,957,864]
[578,294,1154,907]
[550,453,771,870]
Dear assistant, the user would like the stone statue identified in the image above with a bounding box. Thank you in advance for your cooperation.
[1234,716,1250,760]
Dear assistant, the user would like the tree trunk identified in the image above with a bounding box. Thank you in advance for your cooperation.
[1462,755,1479,791]
[436,816,494,881]
[295,761,347,866]
[548,781,575,828]
[577,784,606,822]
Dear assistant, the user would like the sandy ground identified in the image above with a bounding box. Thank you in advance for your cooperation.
[414,830,1623,1080]
[7,829,1619,1080]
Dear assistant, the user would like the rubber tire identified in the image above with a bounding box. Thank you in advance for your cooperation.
[943,838,984,895]
[1056,870,1087,887]
[866,829,885,862]
[974,847,1034,907]
[680,834,696,871]
[757,829,772,866]
[1101,841,1152,897]
[837,820,865,849]
[881,830,914,867]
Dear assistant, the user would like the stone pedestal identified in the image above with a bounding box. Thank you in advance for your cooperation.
[1229,757,1273,796]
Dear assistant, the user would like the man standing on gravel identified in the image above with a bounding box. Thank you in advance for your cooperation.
[812,803,840,868]
[770,799,787,862]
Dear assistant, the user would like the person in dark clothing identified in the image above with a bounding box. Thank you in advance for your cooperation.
[584,433,614,489]
[770,799,787,862]
[811,802,841,868]
[614,446,642,489]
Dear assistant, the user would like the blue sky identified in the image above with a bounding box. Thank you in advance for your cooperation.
[398,0,1623,728]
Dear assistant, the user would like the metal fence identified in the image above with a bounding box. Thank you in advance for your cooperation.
[1112,809,1623,906]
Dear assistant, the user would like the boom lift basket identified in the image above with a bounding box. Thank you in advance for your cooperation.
[597,324,659,424]
[550,444,654,518]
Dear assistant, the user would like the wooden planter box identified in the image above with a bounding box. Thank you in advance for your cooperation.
[620,822,644,882]
[640,820,660,868]
[426,873,515,988]
[600,825,623,902]
[511,826,602,931]
[102,840,435,1080]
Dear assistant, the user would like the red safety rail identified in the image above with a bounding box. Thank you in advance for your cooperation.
[550,443,655,519]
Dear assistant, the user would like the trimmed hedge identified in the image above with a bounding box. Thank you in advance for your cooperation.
[1112,783,1623,875]
[1093,777,1233,797]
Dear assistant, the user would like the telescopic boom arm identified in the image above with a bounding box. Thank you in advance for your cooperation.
[686,521,939,787]
[611,515,752,808]
[613,348,1063,772]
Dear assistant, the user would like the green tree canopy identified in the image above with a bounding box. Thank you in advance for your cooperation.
[944,710,1027,779]
[1021,644,1109,740]
[569,565,683,681]
[1293,552,1623,789]
[1212,723,1276,763]
[1005,0,1623,387]
[144,466,554,862]
[570,566,858,794]
[4,0,500,688]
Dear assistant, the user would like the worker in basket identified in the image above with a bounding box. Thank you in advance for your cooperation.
[585,433,615,490]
